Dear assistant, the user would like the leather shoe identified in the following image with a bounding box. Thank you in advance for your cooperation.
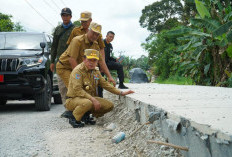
[60,111,73,118]
[81,111,96,125]
[69,118,85,128]
[118,84,128,89]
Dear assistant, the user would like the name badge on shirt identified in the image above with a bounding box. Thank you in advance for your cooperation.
[76,74,81,79]
[94,74,99,80]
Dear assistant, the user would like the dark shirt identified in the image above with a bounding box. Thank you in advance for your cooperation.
[104,39,116,63]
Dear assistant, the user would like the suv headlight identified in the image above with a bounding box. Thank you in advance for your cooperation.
[22,57,44,67]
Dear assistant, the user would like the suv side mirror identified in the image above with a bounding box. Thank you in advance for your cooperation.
[40,42,46,55]
[40,42,46,48]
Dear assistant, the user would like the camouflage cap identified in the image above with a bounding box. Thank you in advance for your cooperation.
[89,22,102,34]
[84,49,99,60]
[79,11,92,21]
[61,7,72,15]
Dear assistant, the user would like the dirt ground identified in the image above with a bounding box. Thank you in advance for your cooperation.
[0,95,183,157]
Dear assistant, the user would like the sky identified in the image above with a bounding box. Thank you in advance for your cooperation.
[0,0,155,58]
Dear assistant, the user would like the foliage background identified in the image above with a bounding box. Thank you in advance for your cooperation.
[140,0,232,87]
[0,13,25,32]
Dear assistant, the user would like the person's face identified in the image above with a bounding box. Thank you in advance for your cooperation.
[84,58,98,70]
[106,33,115,43]
[61,14,72,25]
[81,19,92,30]
[87,29,100,42]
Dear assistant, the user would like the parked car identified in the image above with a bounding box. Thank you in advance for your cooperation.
[0,32,61,111]
[52,73,62,104]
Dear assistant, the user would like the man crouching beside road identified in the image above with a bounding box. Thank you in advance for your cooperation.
[56,22,115,119]
[65,49,134,128]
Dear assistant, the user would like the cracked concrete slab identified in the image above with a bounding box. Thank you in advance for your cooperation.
[123,83,232,137]
[112,83,232,157]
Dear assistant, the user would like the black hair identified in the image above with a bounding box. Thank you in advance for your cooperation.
[107,31,115,35]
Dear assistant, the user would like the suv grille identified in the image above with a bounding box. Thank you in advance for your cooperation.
[0,58,20,71]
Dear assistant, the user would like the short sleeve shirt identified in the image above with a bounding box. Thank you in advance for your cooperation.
[57,34,102,70]
[66,26,105,49]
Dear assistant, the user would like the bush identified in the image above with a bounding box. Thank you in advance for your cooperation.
[155,75,193,85]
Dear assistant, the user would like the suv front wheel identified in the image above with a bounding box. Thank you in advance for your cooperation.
[35,74,52,111]
[0,98,7,105]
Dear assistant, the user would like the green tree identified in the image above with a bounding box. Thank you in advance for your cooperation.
[139,0,184,33]
[139,0,197,34]
[166,0,232,86]
[139,0,196,80]
[0,13,14,32]
[13,22,25,32]
[181,0,197,25]
[142,31,180,79]
[121,56,136,71]
[0,13,25,32]
[140,0,232,86]
[135,55,150,71]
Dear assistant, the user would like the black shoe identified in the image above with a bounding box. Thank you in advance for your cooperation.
[81,112,96,125]
[69,113,76,120]
[60,111,73,118]
[118,84,128,89]
[69,118,85,128]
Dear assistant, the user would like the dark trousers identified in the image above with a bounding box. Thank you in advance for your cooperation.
[98,73,105,98]
[98,61,125,97]
[106,61,124,83]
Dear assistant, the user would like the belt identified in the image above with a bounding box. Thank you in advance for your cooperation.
[58,60,64,66]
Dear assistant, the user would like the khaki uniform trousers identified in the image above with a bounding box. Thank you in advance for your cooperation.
[57,75,67,105]
[56,67,72,88]
[65,97,114,121]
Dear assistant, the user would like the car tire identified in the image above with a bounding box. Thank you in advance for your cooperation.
[53,94,62,104]
[35,74,52,111]
[0,98,7,105]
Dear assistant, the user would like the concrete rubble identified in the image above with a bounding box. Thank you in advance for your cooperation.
[100,94,183,157]
[106,83,232,157]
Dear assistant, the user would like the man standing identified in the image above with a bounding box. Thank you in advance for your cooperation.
[104,31,128,89]
[50,7,75,117]
[56,22,113,88]
[66,11,106,60]
[65,49,134,128]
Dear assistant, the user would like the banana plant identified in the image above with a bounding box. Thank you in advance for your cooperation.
[166,0,232,86]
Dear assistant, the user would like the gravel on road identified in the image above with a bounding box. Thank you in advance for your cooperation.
[0,97,183,157]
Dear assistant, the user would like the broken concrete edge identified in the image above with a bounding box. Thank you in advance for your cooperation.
[115,93,232,144]
[166,113,232,143]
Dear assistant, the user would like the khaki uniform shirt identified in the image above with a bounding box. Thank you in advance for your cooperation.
[57,34,102,70]
[66,26,105,49]
[67,62,121,99]
[50,24,75,63]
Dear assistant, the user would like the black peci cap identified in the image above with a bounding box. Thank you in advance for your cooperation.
[61,7,72,16]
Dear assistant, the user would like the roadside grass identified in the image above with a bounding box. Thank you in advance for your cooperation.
[124,78,130,83]
[154,75,193,85]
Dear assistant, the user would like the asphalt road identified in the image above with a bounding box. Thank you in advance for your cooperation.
[0,101,63,156]
[0,98,181,157]
[0,101,110,157]
[0,100,129,157]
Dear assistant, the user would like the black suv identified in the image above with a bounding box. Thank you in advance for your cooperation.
[0,32,61,111]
